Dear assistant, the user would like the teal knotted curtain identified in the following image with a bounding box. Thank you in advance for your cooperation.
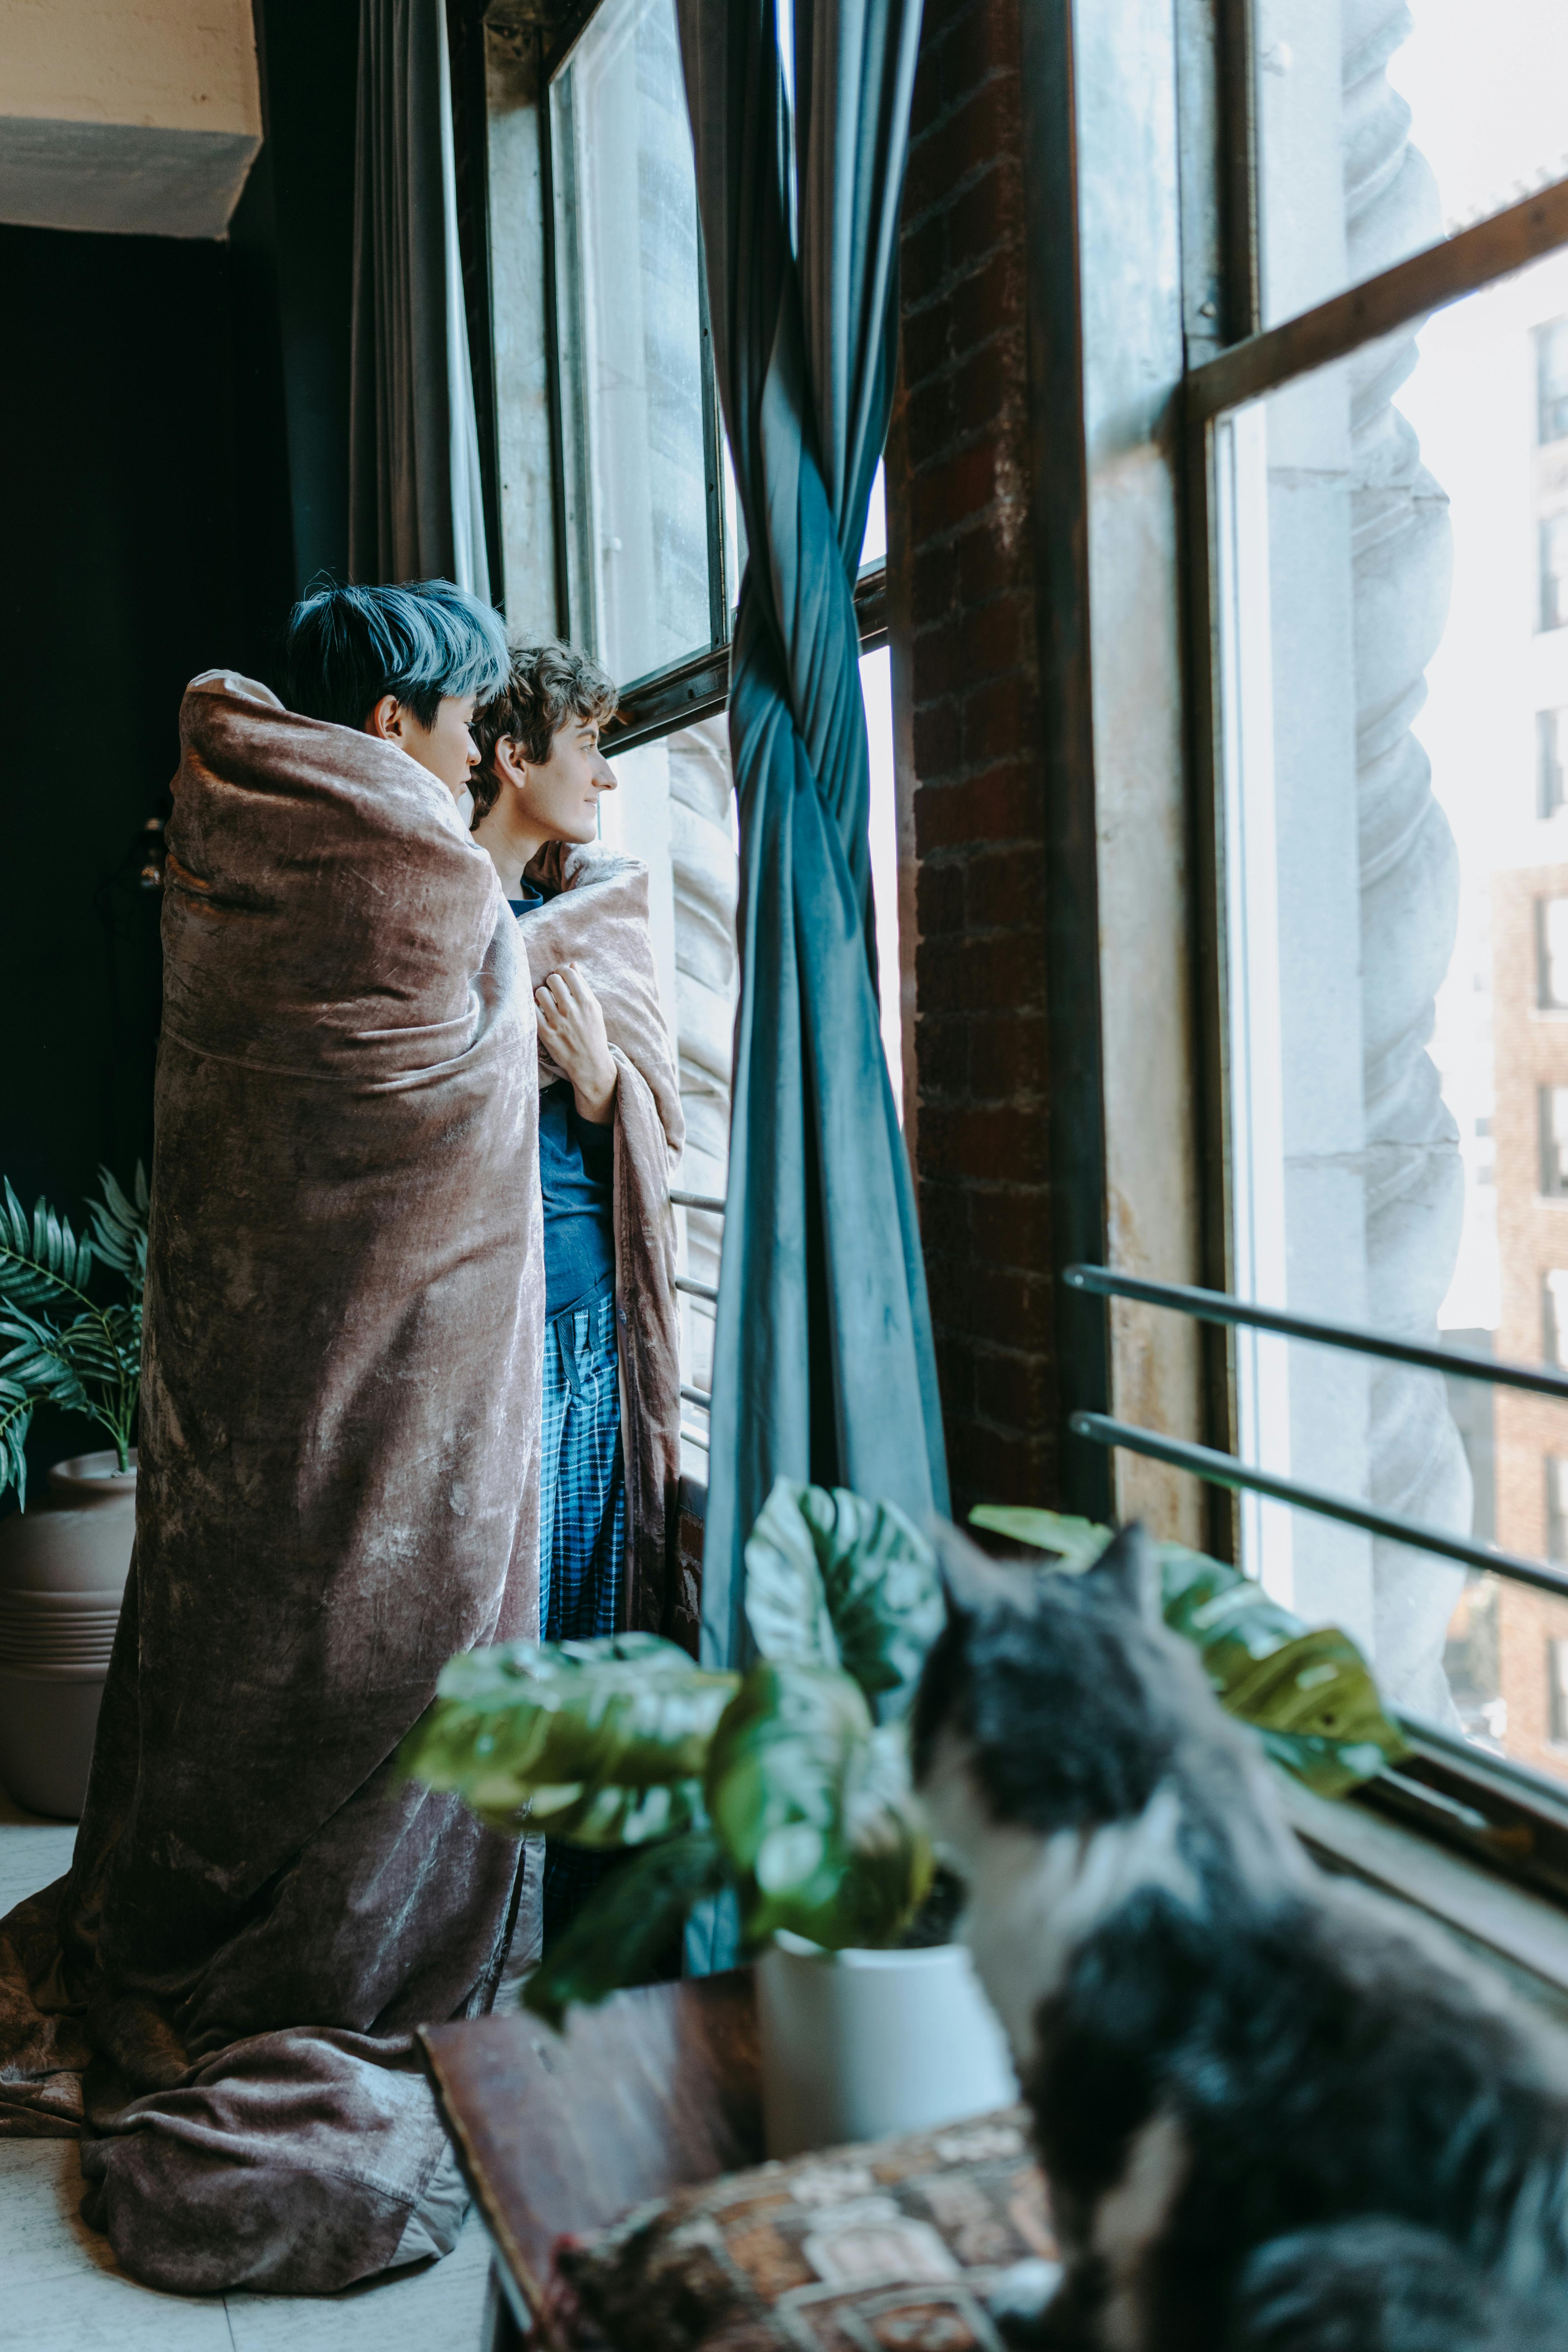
[677,0,948,1671]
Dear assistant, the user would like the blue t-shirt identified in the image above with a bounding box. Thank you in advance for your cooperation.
[511,889,616,1317]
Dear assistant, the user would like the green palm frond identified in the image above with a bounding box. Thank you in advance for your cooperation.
[85,1164,148,1296]
[0,1180,97,1316]
[0,1381,34,1510]
[0,1166,148,1504]
[0,1313,95,1412]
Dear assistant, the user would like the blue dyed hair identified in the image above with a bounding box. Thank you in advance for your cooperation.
[281,578,511,730]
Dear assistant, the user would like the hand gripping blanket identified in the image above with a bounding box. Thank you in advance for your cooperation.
[0,674,543,2292]
[521,842,688,1646]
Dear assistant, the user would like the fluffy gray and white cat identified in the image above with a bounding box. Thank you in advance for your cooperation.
[910,1522,1568,2351]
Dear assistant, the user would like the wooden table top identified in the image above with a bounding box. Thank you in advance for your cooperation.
[420,1970,764,2331]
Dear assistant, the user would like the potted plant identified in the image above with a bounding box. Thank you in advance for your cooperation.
[401,1478,1019,2156]
[403,1480,1405,2154]
[0,1167,147,1816]
[967,1505,1407,1798]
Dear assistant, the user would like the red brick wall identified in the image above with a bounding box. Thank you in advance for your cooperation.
[897,0,1055,1517]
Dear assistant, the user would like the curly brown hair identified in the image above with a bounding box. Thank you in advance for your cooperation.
[468,638,619,826]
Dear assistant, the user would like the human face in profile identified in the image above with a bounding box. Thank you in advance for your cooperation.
[365,693,481,799]
[492,715,616,843]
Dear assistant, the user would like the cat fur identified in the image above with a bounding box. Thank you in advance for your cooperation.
[910,1523,1568,2352]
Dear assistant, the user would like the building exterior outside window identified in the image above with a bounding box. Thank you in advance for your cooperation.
[1541,1085,1568,1196]
[1550,1632,1568,1743]
[1538,895,1568,1007]
[1479,875,1568,1775]
[1540,512,1568,634]
[1544,1267,1568,1364]
[1216,0,1568,1776]
[1540,708,1567,818]
[1539,318,1568,445]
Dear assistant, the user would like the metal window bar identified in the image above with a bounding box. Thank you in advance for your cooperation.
[1063,1263,1568,1603]
[672,1191,725,1447]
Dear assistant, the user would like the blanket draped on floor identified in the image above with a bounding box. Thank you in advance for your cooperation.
[519,842,688,1646]
[0,672,543,2293]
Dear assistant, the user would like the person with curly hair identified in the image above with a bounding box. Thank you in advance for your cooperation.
[471,639,687,1944]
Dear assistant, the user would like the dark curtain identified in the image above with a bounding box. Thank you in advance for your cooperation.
[350,0,490,591]
[678,0,947,1670]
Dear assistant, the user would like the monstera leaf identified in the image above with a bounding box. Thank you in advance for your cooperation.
[967,1505,1113,1571]
[704,1659,933,1948]
[743,1477,944,1720]
[1158,1542,1406,1796]
[968,1505,1405,1799]
[523,1829,729,2030]
[400,1634,739,1840]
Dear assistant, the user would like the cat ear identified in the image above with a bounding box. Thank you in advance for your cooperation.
[1082,1522,1161,1623]
[931,1521,1035,1619]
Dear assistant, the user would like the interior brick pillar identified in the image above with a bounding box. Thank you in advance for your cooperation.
[892,0,1055,1521]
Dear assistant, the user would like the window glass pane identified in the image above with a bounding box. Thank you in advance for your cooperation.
[1539,898,1568,1008]
[551,0,712,684]
[1541,513,1568,635]
[1550,1628,1568,1741]
[1546,1270,1568,1365]
[600,716,736,1475]
[1252,0,1568,330]
[1215,241,1568,1784]
[1542,1088,1568,1196]
[1538,321,1568,445]
[1539,708,1567,818]
[860,643,903,1121]
[860,461,887,572]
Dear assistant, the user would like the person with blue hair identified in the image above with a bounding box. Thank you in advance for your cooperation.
[0,574,548,2292]
[281,575,510,797]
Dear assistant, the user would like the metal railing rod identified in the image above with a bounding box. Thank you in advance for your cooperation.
[1070,1410,1568,1603]
[681,1383,713,1411]
[1064,1263,1568,1401]
[670,1190,727,1216]
[680,1424,711,1451]
[676,1275,720,1304]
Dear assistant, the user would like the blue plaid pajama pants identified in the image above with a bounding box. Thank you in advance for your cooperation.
[538,1276,626,1945]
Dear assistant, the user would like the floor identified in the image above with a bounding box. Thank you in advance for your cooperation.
[0,1789,495,2352]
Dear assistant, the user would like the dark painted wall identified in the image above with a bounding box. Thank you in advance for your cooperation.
[0,0,360,1484]
[254,0,361,593]
[0,223,294,1210]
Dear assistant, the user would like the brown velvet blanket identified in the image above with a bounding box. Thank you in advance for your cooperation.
[521,843,689,1645]
[0,673,543,2292]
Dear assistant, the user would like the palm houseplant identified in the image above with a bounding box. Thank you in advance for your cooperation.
[0,1166,148,1817]
[0,1166,148,1506]
[404,1476,1405,2153]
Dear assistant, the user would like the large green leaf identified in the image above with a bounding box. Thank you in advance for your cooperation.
[1157,1542,1406,1796]
[968,1505,1113,1569]
[705,1660,933,1949]
[523,1829,728,2029]
[400,1634,740,1840]
[743,1479,839,1671]
[744,1477,943,1720]
[966,1506,1405,1799]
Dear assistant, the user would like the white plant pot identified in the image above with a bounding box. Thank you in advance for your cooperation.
[0,1451,135,1819]
[756,1931,1019,2159]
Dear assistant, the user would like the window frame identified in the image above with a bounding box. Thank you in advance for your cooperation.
[1177,47,1568,1896]
[533,0,888,755]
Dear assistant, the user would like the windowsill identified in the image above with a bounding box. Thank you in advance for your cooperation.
[1278,1771,1568,2021]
